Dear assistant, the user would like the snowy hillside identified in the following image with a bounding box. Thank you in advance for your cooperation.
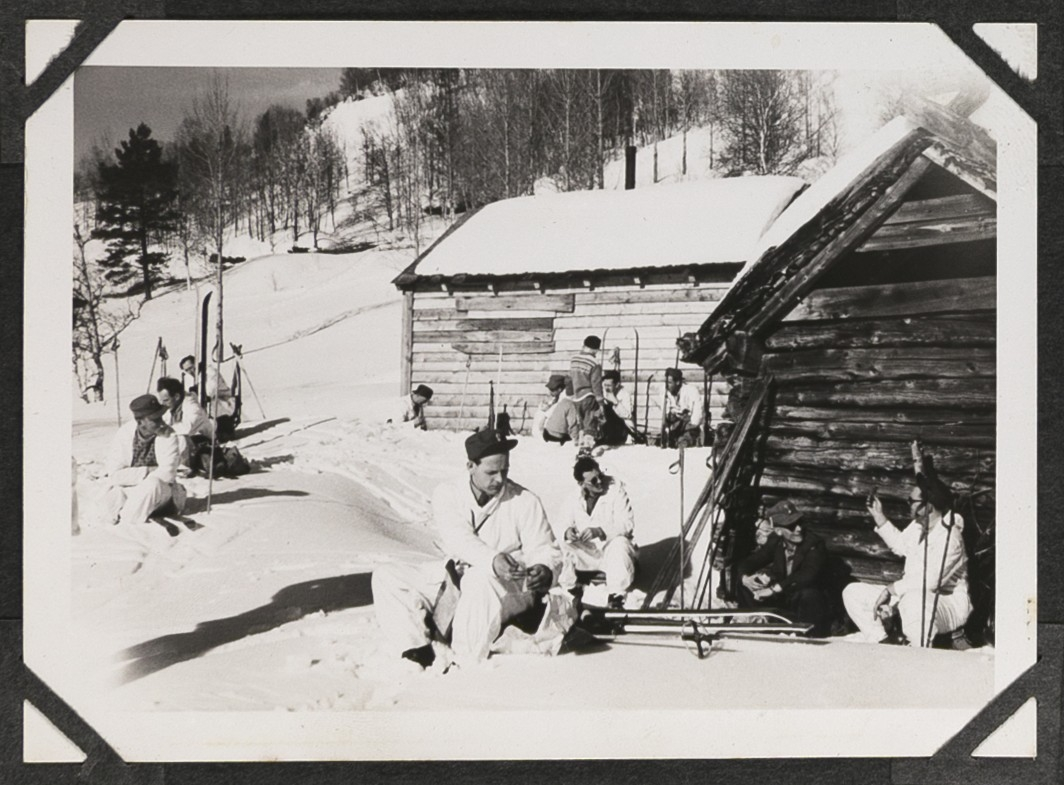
[603,126,726,188]
[321,91,399,178]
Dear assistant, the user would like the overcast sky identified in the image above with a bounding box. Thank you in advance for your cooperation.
[74,67,344,162]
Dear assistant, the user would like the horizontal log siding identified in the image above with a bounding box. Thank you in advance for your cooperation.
[410,283,732,433]
[753,280,996,585]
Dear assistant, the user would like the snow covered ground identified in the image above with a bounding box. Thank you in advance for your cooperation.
[61,242,997,760]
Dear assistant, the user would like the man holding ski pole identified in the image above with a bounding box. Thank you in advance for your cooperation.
[843,441,971,646]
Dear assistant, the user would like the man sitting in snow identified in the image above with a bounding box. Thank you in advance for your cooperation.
[388,384,434,430]
[842,442,971,647]
[156,376,214,472]
[736,500,831,636]
[542,376,581,444]
[102,394,187,526]
[531,374,567,440]
[599,370,633,446]
[372,429,563,669]
[557,457,637,609]
[661,368,703,448]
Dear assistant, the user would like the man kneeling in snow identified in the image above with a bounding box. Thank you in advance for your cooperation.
[388,384,433,430]
[557,457,637,609]
[103,394,187,525]
[372,429,564,669]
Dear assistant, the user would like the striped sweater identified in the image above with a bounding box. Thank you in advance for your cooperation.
[570,350,603,402]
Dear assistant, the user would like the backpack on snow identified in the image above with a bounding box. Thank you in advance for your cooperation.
[193,441,250,478]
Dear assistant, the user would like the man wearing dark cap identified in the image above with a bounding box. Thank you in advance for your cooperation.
[736,500,831,636]
[389,384,434,430]
[661,367,703,448]
[372,429,563,668]
[569,335,605,452]
[102,394,187,526]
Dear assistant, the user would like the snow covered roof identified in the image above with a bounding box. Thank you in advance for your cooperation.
[750,117,917,263]
[680,112,998,369]
[407,177,805,280]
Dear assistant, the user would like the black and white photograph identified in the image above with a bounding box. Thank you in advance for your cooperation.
[22,20,1037,762]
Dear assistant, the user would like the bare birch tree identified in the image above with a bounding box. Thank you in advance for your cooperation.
[175,73,244,367]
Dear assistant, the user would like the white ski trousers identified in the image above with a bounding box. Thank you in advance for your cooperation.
[103,477,186,525]
[560,538,637,594]
[843,581,972,646]
[372,560,535,664]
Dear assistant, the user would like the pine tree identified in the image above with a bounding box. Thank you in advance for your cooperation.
[93,123,180,300]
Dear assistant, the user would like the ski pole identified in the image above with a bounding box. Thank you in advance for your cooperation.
[206,420,217,513]
[660,378,670,449]
[113,340,122,426]
[679,444,686,607]
[145,337,161,393]
[702,372,710,446]
[669,445,687,607]
[458,354,472,421]
[234,353,267,419]
[920,515,929,647]
[632,328,640,436]
[243,363,266,420]
[643,373,654,437]
[925,508,957,648]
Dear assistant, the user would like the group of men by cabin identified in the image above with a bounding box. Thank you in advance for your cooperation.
[95,328,976,666]
[398,333,707,452]
[371,385,973,671]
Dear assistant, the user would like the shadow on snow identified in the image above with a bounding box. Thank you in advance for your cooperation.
[116,571,374,683]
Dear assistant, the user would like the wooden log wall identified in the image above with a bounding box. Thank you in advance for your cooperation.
[753,274,996,585]
[409,284,734,434]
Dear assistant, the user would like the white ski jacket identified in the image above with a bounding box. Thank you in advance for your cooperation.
[433,476,562,578]
[106,420,180,486]
[556,478,636,544]
[877,512,968,598]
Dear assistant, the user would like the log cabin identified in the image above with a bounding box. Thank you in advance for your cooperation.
[676,101,997,636]
[393,176,806,434]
